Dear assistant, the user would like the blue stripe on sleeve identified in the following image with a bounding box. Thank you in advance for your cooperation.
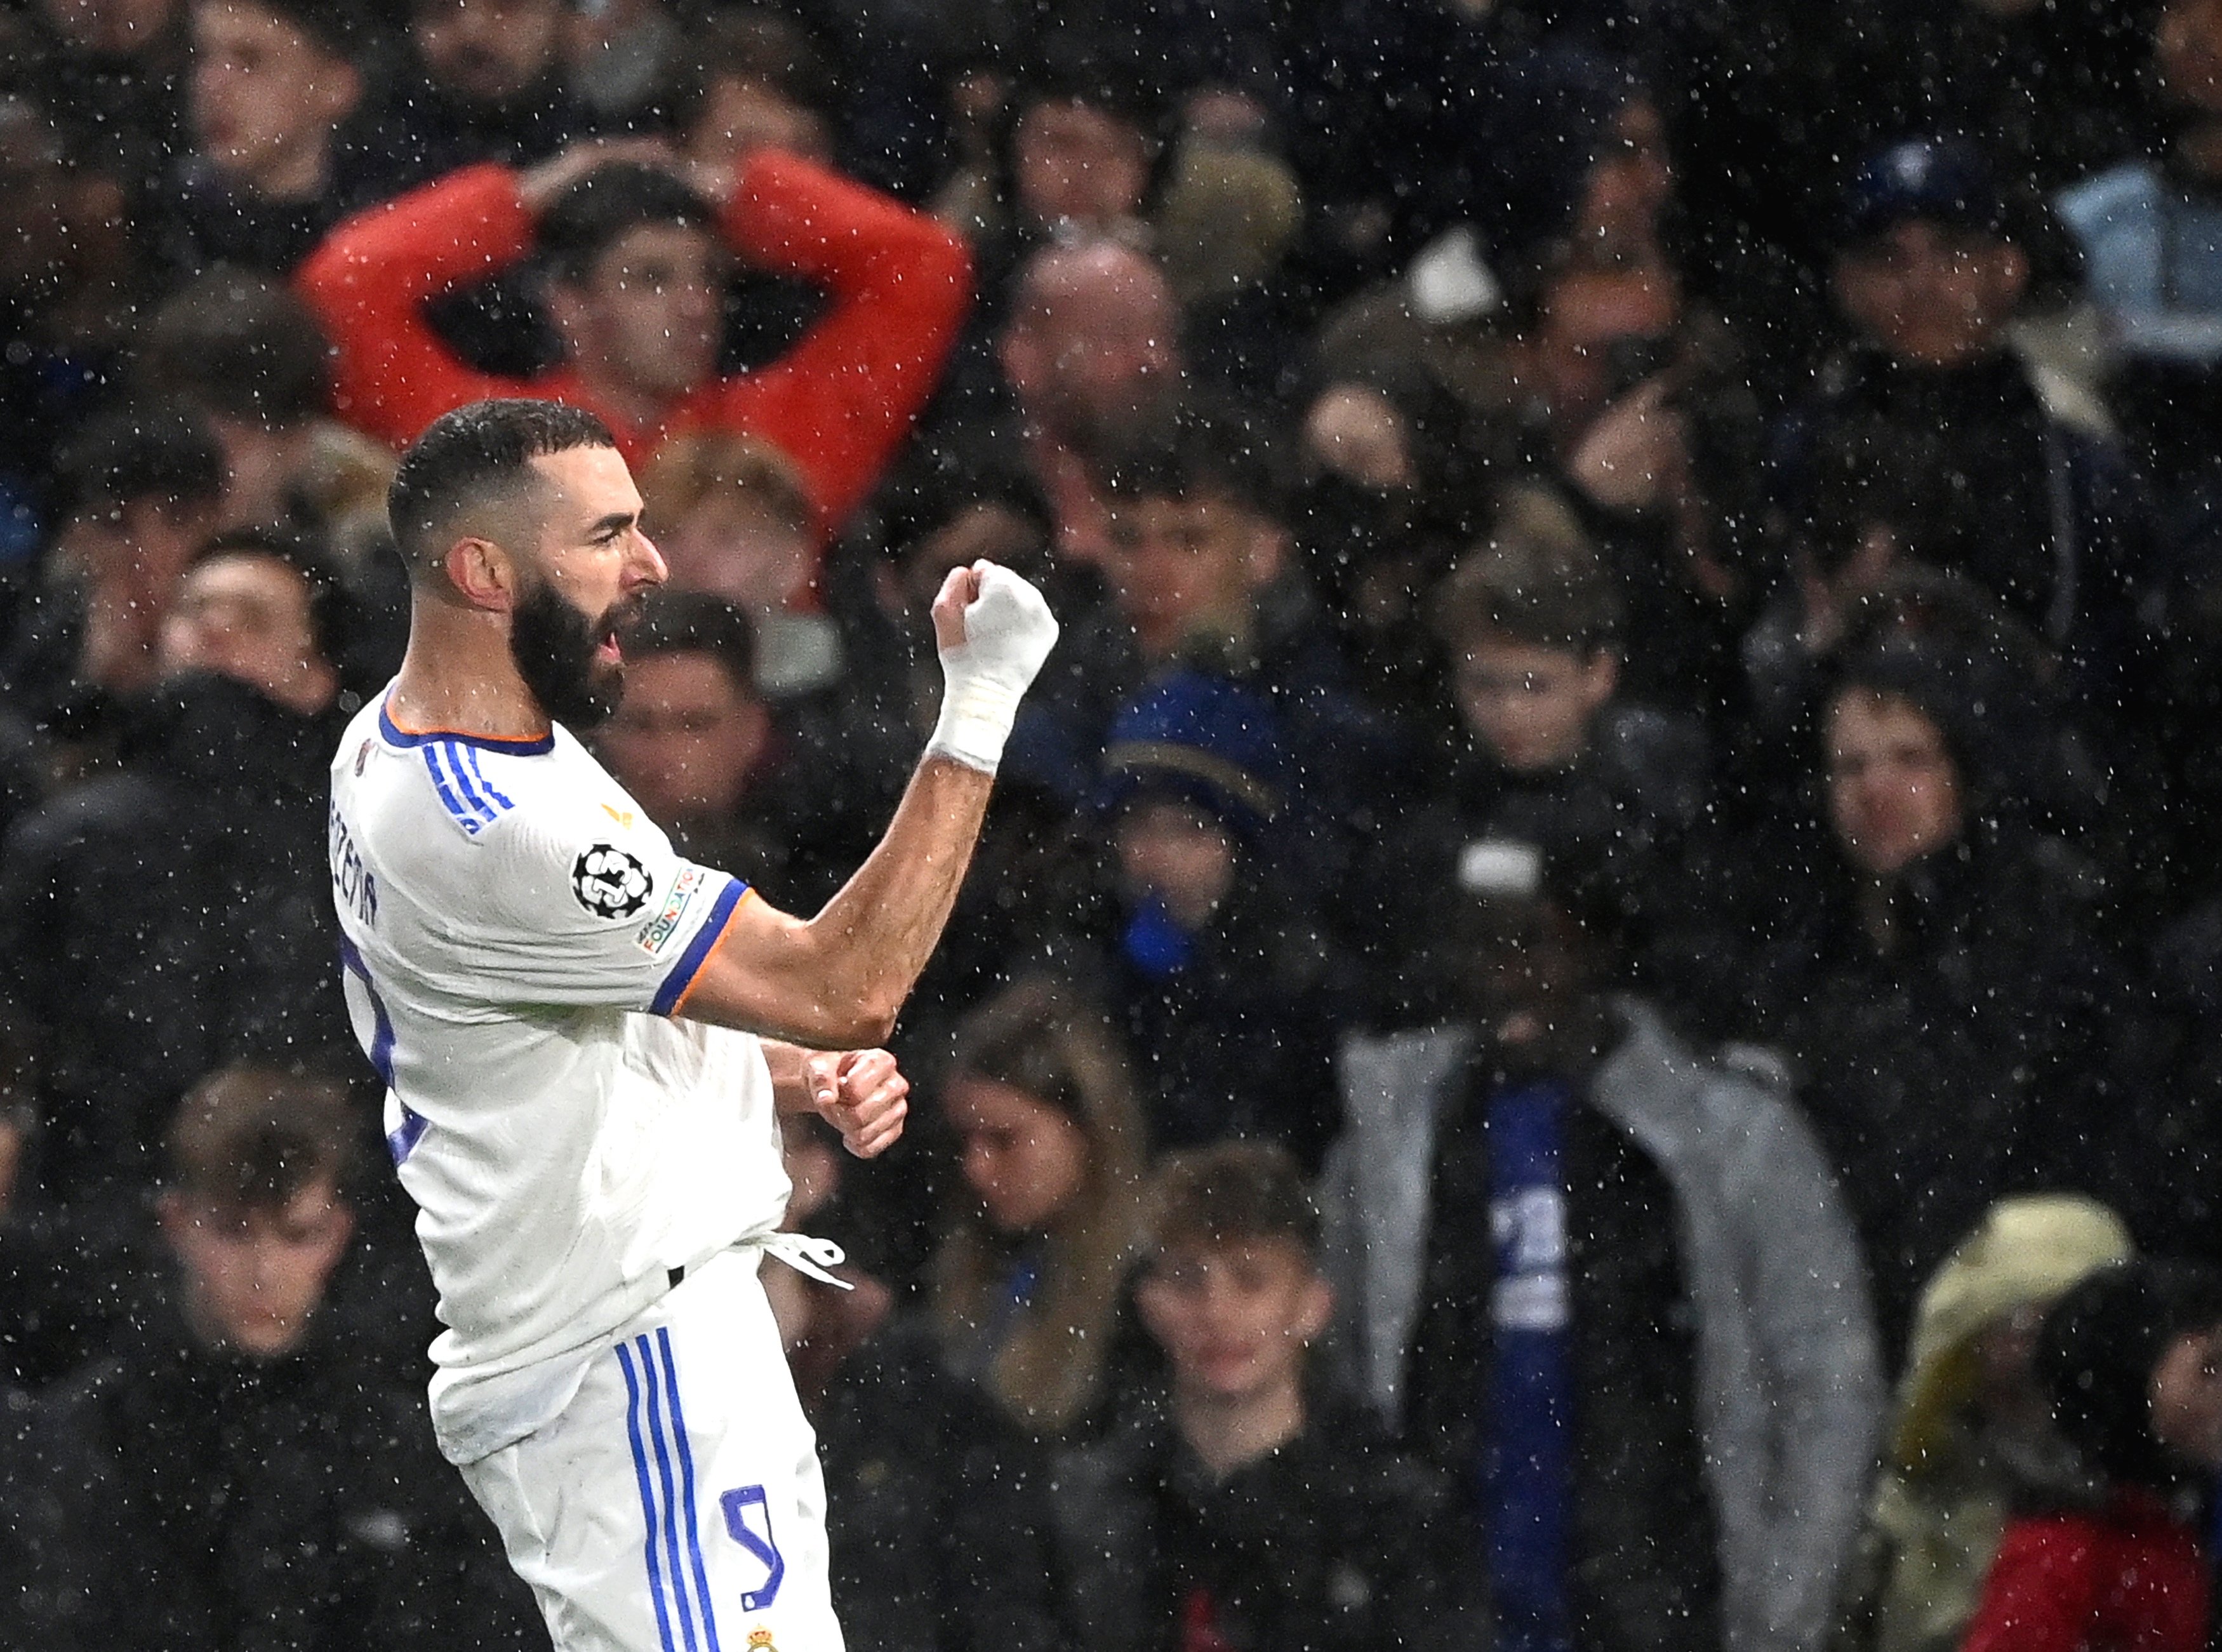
[649,877,748,1016]
[439,739,495,821]
[618,1340,681,1652]
[656,1327,724,1652]
[420,745,482,835]
[463,745,516,809]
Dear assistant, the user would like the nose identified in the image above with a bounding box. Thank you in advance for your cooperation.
[627,528,669,589]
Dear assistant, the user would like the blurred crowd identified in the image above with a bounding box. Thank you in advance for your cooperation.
[6,0,2222,1648]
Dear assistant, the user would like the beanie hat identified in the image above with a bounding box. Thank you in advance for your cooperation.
[1098,670,1287,844]
[2039,1258,2222,1490]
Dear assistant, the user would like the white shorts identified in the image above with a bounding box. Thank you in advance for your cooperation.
[461,1249,844,1652]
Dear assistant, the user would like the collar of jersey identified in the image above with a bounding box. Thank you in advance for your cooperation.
[378,703,556,756]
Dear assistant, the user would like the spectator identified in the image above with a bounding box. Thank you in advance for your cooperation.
[11,1064,538,1650]
[1833,1194,2133,1652]
[4,0,189,189]
[2056,0,2222,491]
[674,8,840,177]
[1048,1142,1485,1652]
[1,401,228,745]
[356,0,583,192]
[592,589,844,903]
[1958,1258,2222,1652]
[1325,841,1881,1652]
[1361,485,1716,1027]
[1778,137,2162,723]
[928,975,1150,1441]
[762,1112,1064,1652]
[639,430,839,691]
[1019,397,1390,839]
[0,530,358,1222]
[0,95,154,564]
[929,237,1185,571]
[1745,637,2128,1353]
[161,0,384,277]
[1093,671,1342,1168]
[134,269,396,545]
[296,136,970,540]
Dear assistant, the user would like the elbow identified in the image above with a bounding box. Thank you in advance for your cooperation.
[843,997,902,1050]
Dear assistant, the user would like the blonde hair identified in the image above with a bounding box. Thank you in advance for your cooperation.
[929,976,1149,1436]
[641,430,816,538]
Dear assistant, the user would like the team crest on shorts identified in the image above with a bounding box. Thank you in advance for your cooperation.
[746,1630,777,1652]
[571,843,652,918]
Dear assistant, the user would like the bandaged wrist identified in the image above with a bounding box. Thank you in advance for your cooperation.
[925,670,1024,775]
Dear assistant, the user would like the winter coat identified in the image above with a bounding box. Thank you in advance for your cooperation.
[1833,1194,2129,1652]
[1771,349,2163,724]
[1320,999,1881,1652]
[10,1296,538,1651]
[1958,1492,2209,1652]
[1747,829,2127,1355]
[0,674,353,1206]
[1045,1393,1486,1652]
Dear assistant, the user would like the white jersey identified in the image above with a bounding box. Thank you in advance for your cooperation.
[328,691,787,1467]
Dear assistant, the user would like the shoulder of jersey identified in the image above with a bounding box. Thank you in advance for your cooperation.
[376,720,573,842]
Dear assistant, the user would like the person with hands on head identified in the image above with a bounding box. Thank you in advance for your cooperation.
[326,397,1056,1652]
[296,129,971,546]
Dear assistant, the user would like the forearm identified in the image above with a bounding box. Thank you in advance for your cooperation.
[795,754,992,1037]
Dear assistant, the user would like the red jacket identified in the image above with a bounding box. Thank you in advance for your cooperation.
[296,152,970,536]
[1960,1492,2209,1652]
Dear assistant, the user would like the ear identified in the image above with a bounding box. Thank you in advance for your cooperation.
[445,536,521,612]
[1294,1273,1334,1346]
[317,57,364,125]
[543,278,594,361]
[1581,649,1620,712]
[312,1201,356,1270]
[1243,519,1288,590]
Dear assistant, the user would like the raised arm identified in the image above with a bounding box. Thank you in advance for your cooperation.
[674,561,1056,1048]
[295,163,542,448]
[705,150,973,536]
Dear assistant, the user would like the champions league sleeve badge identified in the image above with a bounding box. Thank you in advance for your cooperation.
[571,843,653,919]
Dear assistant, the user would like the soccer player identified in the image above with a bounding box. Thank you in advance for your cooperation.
[326,397,1058,1652]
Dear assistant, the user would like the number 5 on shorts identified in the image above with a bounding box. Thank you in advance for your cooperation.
[719,1485,784,1610]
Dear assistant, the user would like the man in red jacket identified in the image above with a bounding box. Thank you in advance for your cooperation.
[298,140,969,540]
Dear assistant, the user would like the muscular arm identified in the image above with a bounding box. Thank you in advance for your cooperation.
[676,757,990,1048]
[672,562,1053,1049]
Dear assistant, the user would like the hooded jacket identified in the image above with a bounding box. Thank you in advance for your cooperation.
[1319,999,1881,1652]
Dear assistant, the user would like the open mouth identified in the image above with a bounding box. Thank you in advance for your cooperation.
[595,630,623,667]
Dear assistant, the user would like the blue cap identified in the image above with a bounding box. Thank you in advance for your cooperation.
[1098,670,1288,843]
[1839,138,2008,247]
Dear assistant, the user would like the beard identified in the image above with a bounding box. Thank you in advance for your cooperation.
[509,575,640,732]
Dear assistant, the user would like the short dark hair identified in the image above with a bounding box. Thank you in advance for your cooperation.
[1100,399,1284,520]
[386,397,616,576]
[1147,1142,1319,1258]
[188,526,354,674]
[629,589,759,695]
[138,268,333,430]
[1434,484,1623,655]
[538,163,717,287]
[166,1065,356,1214]
[59,402,226,518]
